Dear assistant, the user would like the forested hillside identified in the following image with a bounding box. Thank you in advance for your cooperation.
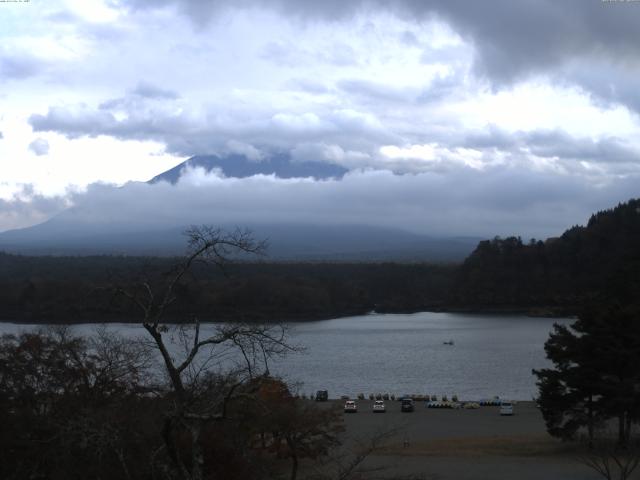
[452,198,640,313]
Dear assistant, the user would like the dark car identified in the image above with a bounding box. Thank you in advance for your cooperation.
[315,390,328,401]
[401,398,415,412]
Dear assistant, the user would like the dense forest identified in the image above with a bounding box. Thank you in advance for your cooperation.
[452,198,640,313]
[0,255,456,323]
[1,198,638,323]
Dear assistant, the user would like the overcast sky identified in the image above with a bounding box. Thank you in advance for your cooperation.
[1,0,639,237]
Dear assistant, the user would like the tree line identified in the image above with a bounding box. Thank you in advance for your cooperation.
[0,253,456,323]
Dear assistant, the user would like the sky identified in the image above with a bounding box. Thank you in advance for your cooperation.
[1,0,640,238]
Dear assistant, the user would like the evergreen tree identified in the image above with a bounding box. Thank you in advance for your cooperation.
[534,303,640,446]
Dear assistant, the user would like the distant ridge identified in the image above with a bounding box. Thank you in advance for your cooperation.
[0,219,480,262]
[149,153,348,183]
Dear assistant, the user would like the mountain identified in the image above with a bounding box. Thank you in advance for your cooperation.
[0,218,479,261]
[451,198,640,311]
[0,151,485,260]
[149,153,348,183]
[0,153,477,260]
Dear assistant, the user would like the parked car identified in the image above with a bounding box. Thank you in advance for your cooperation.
[315,390,328,402]
[500,402,514,416]
[372,400,386,413]
[344,400,358,413]
[401,398,415,412]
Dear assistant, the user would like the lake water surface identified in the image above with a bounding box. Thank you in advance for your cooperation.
[0,312,571,400]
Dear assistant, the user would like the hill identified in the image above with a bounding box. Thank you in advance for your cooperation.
[451,198,640,313]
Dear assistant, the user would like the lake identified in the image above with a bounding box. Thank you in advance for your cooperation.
[0,312,571,400]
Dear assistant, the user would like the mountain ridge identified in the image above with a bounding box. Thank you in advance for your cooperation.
[148,153,348,183]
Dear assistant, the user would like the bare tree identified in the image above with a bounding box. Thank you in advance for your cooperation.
[115,226,295,480]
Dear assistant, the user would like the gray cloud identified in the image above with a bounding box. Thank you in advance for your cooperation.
[337,79,421,104]
[461,127,640,169]
[562,63,640,115]
[411,1,640,85]
[0,185,69,232]
[525,131,640,165]
[30,106,119,139]
[27,86,640,177]
[261,40,359,68]
[9,165,638,240]
[399,30,419,47]
[131,82,179,100]
[114,0,640,110]
[28,138,50,156]
[0,54,46,80]
[289,78,331,94]
[28,90,397,158]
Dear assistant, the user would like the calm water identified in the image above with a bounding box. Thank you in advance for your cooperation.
[0,312,570,400]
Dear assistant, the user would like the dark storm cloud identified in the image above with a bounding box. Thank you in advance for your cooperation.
[564,63,640,115]
[406,0,639,85]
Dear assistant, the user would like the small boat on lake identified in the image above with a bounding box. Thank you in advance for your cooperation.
[443,340,454,346]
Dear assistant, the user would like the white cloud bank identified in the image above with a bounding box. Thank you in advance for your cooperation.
[7,165,634,240]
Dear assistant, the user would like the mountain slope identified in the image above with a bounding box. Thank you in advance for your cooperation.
[149,153,348,183]
[0,153,477,260]
[0,218,479,261]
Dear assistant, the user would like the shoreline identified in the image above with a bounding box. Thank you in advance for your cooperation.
[0,305,576,325]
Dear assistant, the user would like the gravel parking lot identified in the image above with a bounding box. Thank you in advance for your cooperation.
[311,400,609,480]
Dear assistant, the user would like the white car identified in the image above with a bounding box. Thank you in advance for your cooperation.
[344,400,358,413]
[372,400,386,413]
[500,402,514,416]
